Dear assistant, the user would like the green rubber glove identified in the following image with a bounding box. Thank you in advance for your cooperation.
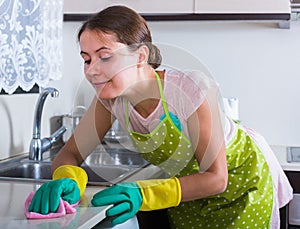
[28,178,80,214]
[91,182,142,225]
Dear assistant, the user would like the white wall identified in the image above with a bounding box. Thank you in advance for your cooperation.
[148,20,300,146]
[0,20,299,160]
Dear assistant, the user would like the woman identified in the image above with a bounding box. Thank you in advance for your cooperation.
[28,5,293,228]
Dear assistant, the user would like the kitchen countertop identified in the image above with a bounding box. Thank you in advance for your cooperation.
[271,145,300,172]
[0,164,162,229]
[0,180,108,229]
[0,146,296,228]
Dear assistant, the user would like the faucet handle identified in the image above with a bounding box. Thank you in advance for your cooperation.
[29,126,67,160]
[42,126,67,154]
[49,126,67,145]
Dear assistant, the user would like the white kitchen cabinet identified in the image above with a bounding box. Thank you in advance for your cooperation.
[194,0,291,28]
[194,0,290,14]
[63,0,194,14]
[63,0,291,28]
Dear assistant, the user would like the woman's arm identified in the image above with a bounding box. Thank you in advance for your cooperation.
[52,97,113,172]
[180,94,227,202]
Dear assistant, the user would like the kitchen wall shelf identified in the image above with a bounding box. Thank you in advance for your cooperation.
[64,13,290,22]
[64,13,291,29]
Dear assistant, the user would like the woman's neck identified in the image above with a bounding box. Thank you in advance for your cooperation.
[128,69,165,118]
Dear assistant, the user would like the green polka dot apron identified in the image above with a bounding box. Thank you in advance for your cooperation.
[126,73,274,229]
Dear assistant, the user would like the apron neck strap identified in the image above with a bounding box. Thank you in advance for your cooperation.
[125,72,169,127]
[154,72,169,114]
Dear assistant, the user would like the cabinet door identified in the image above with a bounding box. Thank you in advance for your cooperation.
[194,0,290,14]
[64,0,194,14]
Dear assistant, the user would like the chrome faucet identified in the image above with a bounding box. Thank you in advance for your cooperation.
[29,87,67,160]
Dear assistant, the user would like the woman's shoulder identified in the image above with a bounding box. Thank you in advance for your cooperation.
[163,69,214,119]
[165,69,219,92]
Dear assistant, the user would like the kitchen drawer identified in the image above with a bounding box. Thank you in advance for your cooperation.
[290,194,300,226]
[285,171,300,228]
[285,171,300,193]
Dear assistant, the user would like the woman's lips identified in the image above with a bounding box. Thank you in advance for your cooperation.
[93,80,110,88]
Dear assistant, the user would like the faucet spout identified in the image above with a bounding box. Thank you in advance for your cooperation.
[32,88,59,139]
[29,87,66,161]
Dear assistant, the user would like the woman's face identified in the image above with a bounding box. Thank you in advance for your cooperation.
[79,30,140,99]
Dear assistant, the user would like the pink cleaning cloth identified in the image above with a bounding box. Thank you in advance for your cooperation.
[24,191,79,219]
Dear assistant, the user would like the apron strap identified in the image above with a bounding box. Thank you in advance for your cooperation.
[155,72,169,115]
[125,72,170,128]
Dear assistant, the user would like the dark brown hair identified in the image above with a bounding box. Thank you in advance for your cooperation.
[78,5,162,69]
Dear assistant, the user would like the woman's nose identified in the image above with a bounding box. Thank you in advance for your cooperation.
[85,60,102,77]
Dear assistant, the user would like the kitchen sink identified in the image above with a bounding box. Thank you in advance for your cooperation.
[0,145,149,186]
[0,161,52,180]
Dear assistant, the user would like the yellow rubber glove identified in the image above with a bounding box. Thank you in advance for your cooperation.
[136,177,182,211]
[53,165,88,196]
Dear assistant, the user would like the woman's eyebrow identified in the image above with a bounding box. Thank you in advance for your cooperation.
[80,46,110,55]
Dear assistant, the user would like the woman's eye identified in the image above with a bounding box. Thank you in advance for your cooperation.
[84,59,91,65]
[99,54,112,62]
[100,56,111,61]
[100,55,112,62]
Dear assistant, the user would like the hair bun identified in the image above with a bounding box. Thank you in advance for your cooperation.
[146,43,162,69]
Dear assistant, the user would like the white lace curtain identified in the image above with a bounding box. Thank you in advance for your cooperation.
[0,0,63,94]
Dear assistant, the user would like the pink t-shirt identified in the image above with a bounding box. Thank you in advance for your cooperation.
[100,69,221,139]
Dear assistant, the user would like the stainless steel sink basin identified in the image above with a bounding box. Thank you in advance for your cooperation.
[84,149,147,167]
[0,161,52,180]
[0,145,149,186]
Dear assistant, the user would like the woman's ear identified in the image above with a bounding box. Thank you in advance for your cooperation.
[137,45,149,68]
